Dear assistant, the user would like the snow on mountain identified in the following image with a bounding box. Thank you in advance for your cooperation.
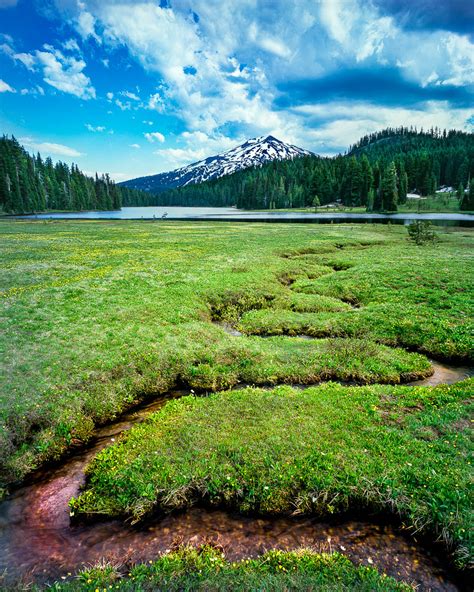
[120,135,313,193]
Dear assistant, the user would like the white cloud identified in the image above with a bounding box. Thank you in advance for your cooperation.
[76,3,101,43]
[144,131,165,143]
[258,37,292,58]
[83,170,130,182]
[13,52,36,71]
[153,147,204,167]
[142,120,154,125]
[106,91,113,100]
[19,85,44,96]
[20,137,83,157]
[115,98,131,110]
[0,79,15,93]
[129,143,140,148]
[292,100,474,153]
[62,38,81,53]
[121,90,140,101]
[152,131,240,170]
[85,123,106,132]
[440,34,474,86]
[320,0,354,45]
[46,0,474,158]
[26,46,96,99]
[0,42,13,56]
[148,92,166,113]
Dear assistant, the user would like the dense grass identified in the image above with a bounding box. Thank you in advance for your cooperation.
[71,380,474,567]
[0,221,472,492]
[37,546,410,592]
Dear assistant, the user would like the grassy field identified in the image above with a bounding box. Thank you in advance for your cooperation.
[38,546,411,591]
[70,380,474,567]
[0,220,472,493]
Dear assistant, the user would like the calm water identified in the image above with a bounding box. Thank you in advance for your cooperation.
[15,206,474,225]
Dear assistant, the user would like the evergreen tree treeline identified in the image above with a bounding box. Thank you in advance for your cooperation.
[0,136,147,214]
[133,127,474,212]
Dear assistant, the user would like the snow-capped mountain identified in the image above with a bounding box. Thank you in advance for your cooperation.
[120,135,313,193]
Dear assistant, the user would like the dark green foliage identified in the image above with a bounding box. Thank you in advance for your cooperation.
[406,221,438,245]
[0,136,148,214]
[381,162,398,211]
[133,128,474,212]
[460,180,474,211]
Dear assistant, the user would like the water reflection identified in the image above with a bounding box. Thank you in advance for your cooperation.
[14,206,474,225]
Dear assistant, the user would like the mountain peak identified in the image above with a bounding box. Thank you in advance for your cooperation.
[121,136,313,193]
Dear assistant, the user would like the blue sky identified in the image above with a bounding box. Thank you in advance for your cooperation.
[0,0,473,181]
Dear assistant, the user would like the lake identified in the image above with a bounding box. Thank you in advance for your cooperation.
[14,206,474,226]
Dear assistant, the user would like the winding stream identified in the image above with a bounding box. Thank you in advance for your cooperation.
[0,358,472,590]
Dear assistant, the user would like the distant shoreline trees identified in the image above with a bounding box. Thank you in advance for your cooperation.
[0,136,148,214]
[129,127,473,213]
[2,128,473,214]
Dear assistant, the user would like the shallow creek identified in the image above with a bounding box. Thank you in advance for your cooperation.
[0,357,472,589]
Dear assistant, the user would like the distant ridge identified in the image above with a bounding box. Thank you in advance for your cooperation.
[120,135,313,193]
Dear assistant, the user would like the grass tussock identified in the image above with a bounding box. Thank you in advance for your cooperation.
[70,379,474,568]
[34,546,411,591]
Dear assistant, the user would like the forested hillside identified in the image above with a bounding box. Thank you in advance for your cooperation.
[0,136,147,214]
[132,128,474,212]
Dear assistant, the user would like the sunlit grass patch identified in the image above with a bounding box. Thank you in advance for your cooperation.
[43,546,411,591]
[70,379,474,567]
[0,221,472,491]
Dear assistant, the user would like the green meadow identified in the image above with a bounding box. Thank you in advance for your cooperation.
[71,381,474,568]
[1,220,472,490]
[40,546,411,592]
[1,219,473,587]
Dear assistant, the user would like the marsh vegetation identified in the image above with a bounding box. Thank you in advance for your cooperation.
[0,220,472,589]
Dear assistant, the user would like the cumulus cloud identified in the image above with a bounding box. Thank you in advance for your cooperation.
[5,42,95,99]
[292,100,474,153]
[13,52,36,70]
[148,91,166,113]
[152,131,241,169]
[85,123,106,132]
[19,137,83,157]
[115,98,131,110]
[144,131,165,143]
[0,79,15,92]
[56,1,469,142]
[75,2,101,43]
[35,47,96,99]
[62,38,81,52]
[33,0,473,158]
[19,85,45,96]
[120,90,140,101]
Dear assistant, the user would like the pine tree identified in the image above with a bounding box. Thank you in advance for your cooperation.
[359,155,373,206]
[381,162,398,212]
[460,179,474,211]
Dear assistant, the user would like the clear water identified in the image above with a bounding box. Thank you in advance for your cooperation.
[15,206,474,225]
